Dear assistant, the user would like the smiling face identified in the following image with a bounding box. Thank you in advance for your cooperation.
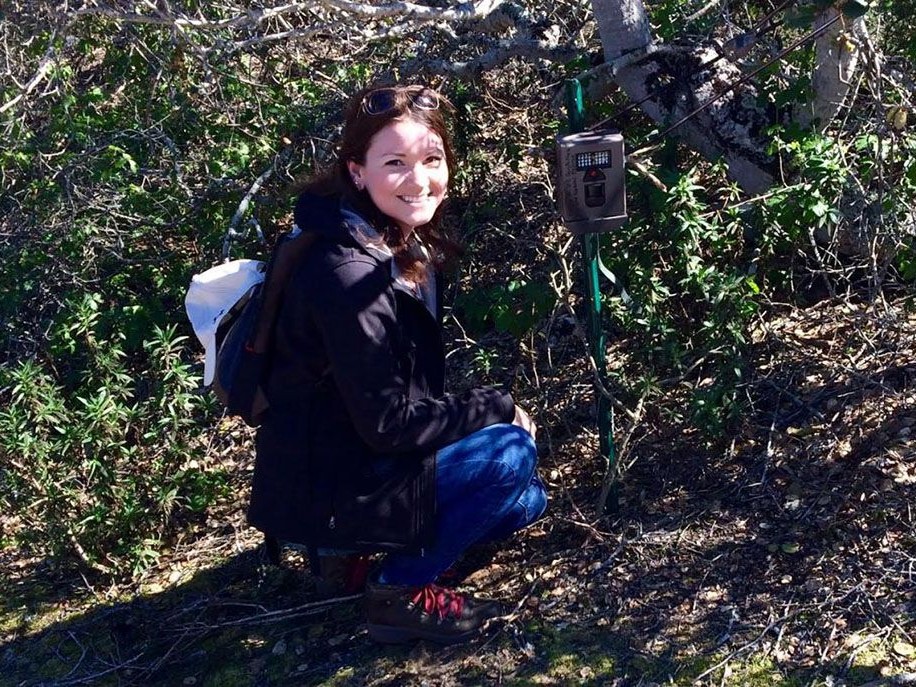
[347,117,449,238]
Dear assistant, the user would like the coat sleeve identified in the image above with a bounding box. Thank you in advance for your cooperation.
[301,253,516,454]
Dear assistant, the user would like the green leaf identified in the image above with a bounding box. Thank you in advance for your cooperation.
[810,200,830,217]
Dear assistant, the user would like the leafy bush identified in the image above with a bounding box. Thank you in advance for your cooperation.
[0,12,357,579]
[455,279,558,338]
[601,116,916,434]
[760,125,916,285]
[1,0,913,575]
[0,318,226,578]
[600,163,759,433]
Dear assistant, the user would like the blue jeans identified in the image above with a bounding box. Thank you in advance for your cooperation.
[378,423,547,586]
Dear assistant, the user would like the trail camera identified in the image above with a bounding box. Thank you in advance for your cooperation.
[556,130,627,234]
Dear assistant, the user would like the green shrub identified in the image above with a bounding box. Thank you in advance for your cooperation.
[601,163,758,434]
[603,121,916,434]
[0,318,226,578]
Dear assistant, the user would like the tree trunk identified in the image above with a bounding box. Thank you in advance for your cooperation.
[796,7,868,131]
[589,0,865,196]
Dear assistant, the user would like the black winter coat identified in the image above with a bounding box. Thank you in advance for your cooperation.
[247,192,516,552]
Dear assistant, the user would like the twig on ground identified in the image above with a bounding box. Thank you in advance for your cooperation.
[858,677,916,687]
[52,651,147,686]
[170,593,362,631]
[762,377,827,425]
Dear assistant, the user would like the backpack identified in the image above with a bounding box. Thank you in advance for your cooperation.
[185,227,317,426]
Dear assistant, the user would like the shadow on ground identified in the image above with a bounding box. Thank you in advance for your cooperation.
[2,546,385,686]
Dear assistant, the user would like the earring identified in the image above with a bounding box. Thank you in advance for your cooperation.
[352,175,362,190]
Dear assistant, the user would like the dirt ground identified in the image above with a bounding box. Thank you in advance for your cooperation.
[2,291,916,686]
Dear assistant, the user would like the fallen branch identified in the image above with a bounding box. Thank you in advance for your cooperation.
[53,651,147,686]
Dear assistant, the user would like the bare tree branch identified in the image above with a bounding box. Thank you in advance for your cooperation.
[319,0,507,22]
[70,0,508,31]
[72,1,311,30]
[0,18,73,115]
[229,23,335,53]
[421,38,579,77]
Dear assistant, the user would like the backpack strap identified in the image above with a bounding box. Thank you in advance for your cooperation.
[235,231,318,425]
[249,231,319,355]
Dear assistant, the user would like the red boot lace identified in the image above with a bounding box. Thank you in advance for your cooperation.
[410,584,465,620]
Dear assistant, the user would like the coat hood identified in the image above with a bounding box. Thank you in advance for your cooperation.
[292,189,435,314]
[293,191,391,261]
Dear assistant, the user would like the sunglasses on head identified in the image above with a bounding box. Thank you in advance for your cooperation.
[361,86,440,116]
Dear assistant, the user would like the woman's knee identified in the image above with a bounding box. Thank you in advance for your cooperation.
[495,423,538,481]
[437,423,538,493]
[467,423,537,485]
[527,474,548,521]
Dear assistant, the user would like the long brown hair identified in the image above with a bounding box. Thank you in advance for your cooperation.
[299,84,462,283]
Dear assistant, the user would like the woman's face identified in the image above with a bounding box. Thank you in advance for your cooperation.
[348,117,449,237]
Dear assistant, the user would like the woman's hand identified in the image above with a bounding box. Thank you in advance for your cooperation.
[512,405,537,440]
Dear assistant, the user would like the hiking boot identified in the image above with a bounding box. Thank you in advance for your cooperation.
[365,580,503,645]
[315,554,371,598]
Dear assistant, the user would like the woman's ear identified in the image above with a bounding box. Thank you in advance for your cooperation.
[347,161,363,190]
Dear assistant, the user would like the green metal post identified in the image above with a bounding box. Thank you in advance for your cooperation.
[565,79,618,514]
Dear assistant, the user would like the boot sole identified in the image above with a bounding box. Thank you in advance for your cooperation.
[366,622,479,645]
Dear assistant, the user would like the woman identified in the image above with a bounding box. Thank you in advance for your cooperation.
[248,84,547,645]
